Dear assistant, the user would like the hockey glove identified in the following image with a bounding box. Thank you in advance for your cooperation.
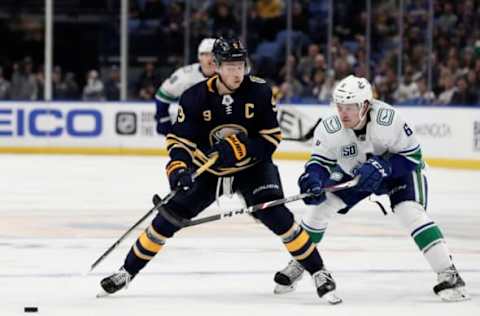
[353,156,392,192]
[166,160,194,191]
[298,172,326,205]
[209,132,250,168]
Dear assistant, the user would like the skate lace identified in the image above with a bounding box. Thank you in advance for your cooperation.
[281,260,305,279]
[112,269,132,289]
[313,270,334,288]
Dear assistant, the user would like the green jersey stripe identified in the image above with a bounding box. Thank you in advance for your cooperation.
[155,88,178,103]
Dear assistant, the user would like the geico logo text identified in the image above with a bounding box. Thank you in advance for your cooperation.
[0,108,102,137]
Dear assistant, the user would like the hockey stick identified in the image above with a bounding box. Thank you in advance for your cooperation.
[88,153,218,272]
[158,176,359,228]
[283,118,322,142]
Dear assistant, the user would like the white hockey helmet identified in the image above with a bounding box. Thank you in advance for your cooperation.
[333,74,373,106]
[198,38,216,57]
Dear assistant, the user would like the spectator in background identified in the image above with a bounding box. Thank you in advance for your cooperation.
[278,54,299,87]
[208,0,238,36]
[83,69,105,101]
[138,83,156,100]
[35,65,45,100]
[256,0,285,40]
[437,2,458,34]
[310,69,334,102]
[52,66,69,100]
[436,71,456,105]
[410,77,435,105]
[10,57,38,100]
[297,44,320,85]
[450,76,478,105]
[393,65,420,102]
[104,65,121,101]
[291,1,309,34]
[64,72,80,100]
[135,62,159,99]
[466,69,479,96]
[0,66,11,100]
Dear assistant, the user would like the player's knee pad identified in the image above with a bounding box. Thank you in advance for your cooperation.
[394,201,430,232]
[301,192,346,230]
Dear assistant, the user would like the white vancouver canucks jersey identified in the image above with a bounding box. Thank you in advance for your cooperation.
[155,63,208,104]
[308,100,424,176]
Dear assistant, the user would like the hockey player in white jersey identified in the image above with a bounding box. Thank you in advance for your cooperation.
[154,38,216,135]
[273,75,470,302]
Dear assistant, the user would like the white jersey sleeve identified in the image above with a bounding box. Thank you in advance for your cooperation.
[305,116,339,173]
[155,63,206,104]
[371,100,424,167]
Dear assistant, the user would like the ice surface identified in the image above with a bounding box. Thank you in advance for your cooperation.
[1,154,479,315]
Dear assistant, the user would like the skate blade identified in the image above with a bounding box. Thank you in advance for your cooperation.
[274,284,296,295]
[437,287,471,302]
[324,291,343,305]
[96,288,110,298]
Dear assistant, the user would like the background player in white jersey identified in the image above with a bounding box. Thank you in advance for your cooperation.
[273,75,470,302]
[154,38,216,135]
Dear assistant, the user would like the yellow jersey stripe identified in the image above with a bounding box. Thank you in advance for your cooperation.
[259,127,281,134]
[206,75,218,93]
[261,134,280,147]
[166,133,197,148]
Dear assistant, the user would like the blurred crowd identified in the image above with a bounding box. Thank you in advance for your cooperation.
[0,0,479,106]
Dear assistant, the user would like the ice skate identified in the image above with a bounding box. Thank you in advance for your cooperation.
[97,267,133,298]
[312,268,342,304]
[433,265,470,302]
[273,259,305,294]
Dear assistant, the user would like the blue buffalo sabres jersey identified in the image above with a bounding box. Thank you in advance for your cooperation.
[166,75,282,176]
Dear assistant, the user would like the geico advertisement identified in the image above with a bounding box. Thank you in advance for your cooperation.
[0,102,161,147]
[0,106,102,137]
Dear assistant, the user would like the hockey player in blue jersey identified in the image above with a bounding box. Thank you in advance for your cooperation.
[272,75,470,302]
[98,37,342,304]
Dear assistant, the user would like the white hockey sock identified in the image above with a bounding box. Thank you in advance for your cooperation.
[394,201,453,273]
[423,241,453,273]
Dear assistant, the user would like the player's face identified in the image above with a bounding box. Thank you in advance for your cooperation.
[336,103,361,128]
[218,61,245,90]
[199,53,216,77]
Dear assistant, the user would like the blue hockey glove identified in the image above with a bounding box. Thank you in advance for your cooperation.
[166,160,194,191]
[353,156,392,192]
[209,132,250,168]
[298,172,326,205]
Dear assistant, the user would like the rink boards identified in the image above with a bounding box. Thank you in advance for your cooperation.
[1,101,480,169]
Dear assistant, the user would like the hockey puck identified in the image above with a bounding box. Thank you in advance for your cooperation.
[24,307,38,313]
